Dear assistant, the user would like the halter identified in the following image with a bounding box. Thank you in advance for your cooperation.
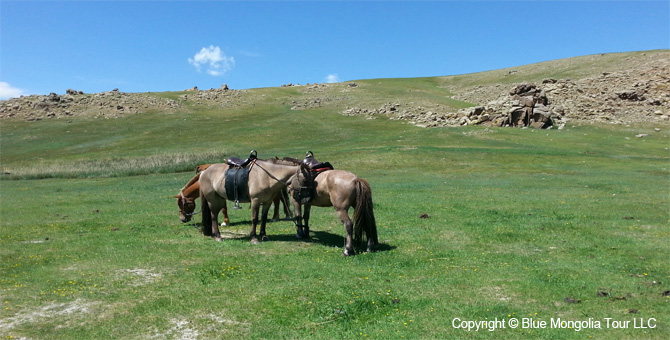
[178,190,200,217]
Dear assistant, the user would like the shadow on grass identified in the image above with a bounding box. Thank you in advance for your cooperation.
[190,222,396,253]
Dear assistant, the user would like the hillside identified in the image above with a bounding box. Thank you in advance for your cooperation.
[1,50,669,339]
[1,50,668,128]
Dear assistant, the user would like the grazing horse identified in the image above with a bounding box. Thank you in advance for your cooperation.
[290,163,379,256]
[199,159,300,243]
[175,165,229,225]
[175,164,290,225]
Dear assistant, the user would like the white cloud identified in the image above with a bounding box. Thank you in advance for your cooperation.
[0,82,26,99]
[188,45,234,76]
[324,74,340,83]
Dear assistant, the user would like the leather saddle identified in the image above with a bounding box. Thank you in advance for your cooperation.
[301,151,333,171]
[224,150,257,205]
[226,150,257,168]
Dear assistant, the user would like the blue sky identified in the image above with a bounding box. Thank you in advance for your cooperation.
[1,1,668,99]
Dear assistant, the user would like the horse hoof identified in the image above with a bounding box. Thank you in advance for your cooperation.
[214,237,223,242]
[220,222,228,227]
[261,236,270,242]
[342,249,355,256]
[251,238,260,245]
[296,232,310,240]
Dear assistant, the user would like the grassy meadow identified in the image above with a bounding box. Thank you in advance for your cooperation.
[1,83,669,339]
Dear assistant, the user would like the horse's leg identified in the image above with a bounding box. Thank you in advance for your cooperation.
[336,208,355,256]
[220,199,230,227]
[271,195,280,222]
[302,204,312,239]
[209,201,222,241]
[282,189,291,219]
[249,199,260,244]
[260,202,272,241]
[292,199,304,238]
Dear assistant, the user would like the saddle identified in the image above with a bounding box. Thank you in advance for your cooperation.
[226,150,257,168]
[301,151,334,172]
[224,150,257,206]
[292,151,334,204]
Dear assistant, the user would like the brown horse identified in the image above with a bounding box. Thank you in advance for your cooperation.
[175,165,230,225]
[199,158,300,243]
[175,164,290,225]
[290,163,378,256]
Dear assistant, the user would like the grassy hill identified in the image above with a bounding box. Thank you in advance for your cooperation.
[1,51,669,339]
[1,50,668,179]
[2,49,669,126]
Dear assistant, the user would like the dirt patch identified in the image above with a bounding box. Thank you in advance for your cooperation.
[0,299,98,334]
[117,268,163,287]
[148,314,249,340]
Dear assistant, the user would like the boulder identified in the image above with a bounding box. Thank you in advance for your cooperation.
[47,93,60,102]
[617,90,645,101]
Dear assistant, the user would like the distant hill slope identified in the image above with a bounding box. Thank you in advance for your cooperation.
[1,50,668,127]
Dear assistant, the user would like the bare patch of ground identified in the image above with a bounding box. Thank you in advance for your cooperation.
[0,299,98,335]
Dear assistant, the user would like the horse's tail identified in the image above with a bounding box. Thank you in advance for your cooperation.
[353,178,378,248]
[200,192,212,236]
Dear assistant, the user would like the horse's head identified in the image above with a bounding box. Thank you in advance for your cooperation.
[290,164,316,204]
[175,193,197,223]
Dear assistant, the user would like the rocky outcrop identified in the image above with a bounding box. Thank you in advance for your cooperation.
[342,52,669,128]
[448,53,669,127]
[0,89,180,120]
[178,87,247,107]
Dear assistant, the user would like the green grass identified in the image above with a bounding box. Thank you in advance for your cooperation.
[1,83,669,339]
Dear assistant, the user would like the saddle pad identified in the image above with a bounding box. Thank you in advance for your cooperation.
[224,167,251,203]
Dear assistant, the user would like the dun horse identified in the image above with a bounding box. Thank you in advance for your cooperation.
[175,164,289,226]
[198,159,299,243]
[290,153,378,256]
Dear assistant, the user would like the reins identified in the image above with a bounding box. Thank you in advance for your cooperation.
[254,161,291,189]
[253,161,298,225]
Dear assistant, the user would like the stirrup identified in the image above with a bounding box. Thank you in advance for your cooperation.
[233,200,242,210]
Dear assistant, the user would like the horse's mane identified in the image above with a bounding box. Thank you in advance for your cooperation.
[181,172,201,191]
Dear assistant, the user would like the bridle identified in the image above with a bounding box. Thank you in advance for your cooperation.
[178,190,199,218]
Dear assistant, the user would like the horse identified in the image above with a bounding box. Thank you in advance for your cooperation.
[175,164,290,225]
[198,158,300,243]
[290,162,379,256]
[175,165,229,225]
